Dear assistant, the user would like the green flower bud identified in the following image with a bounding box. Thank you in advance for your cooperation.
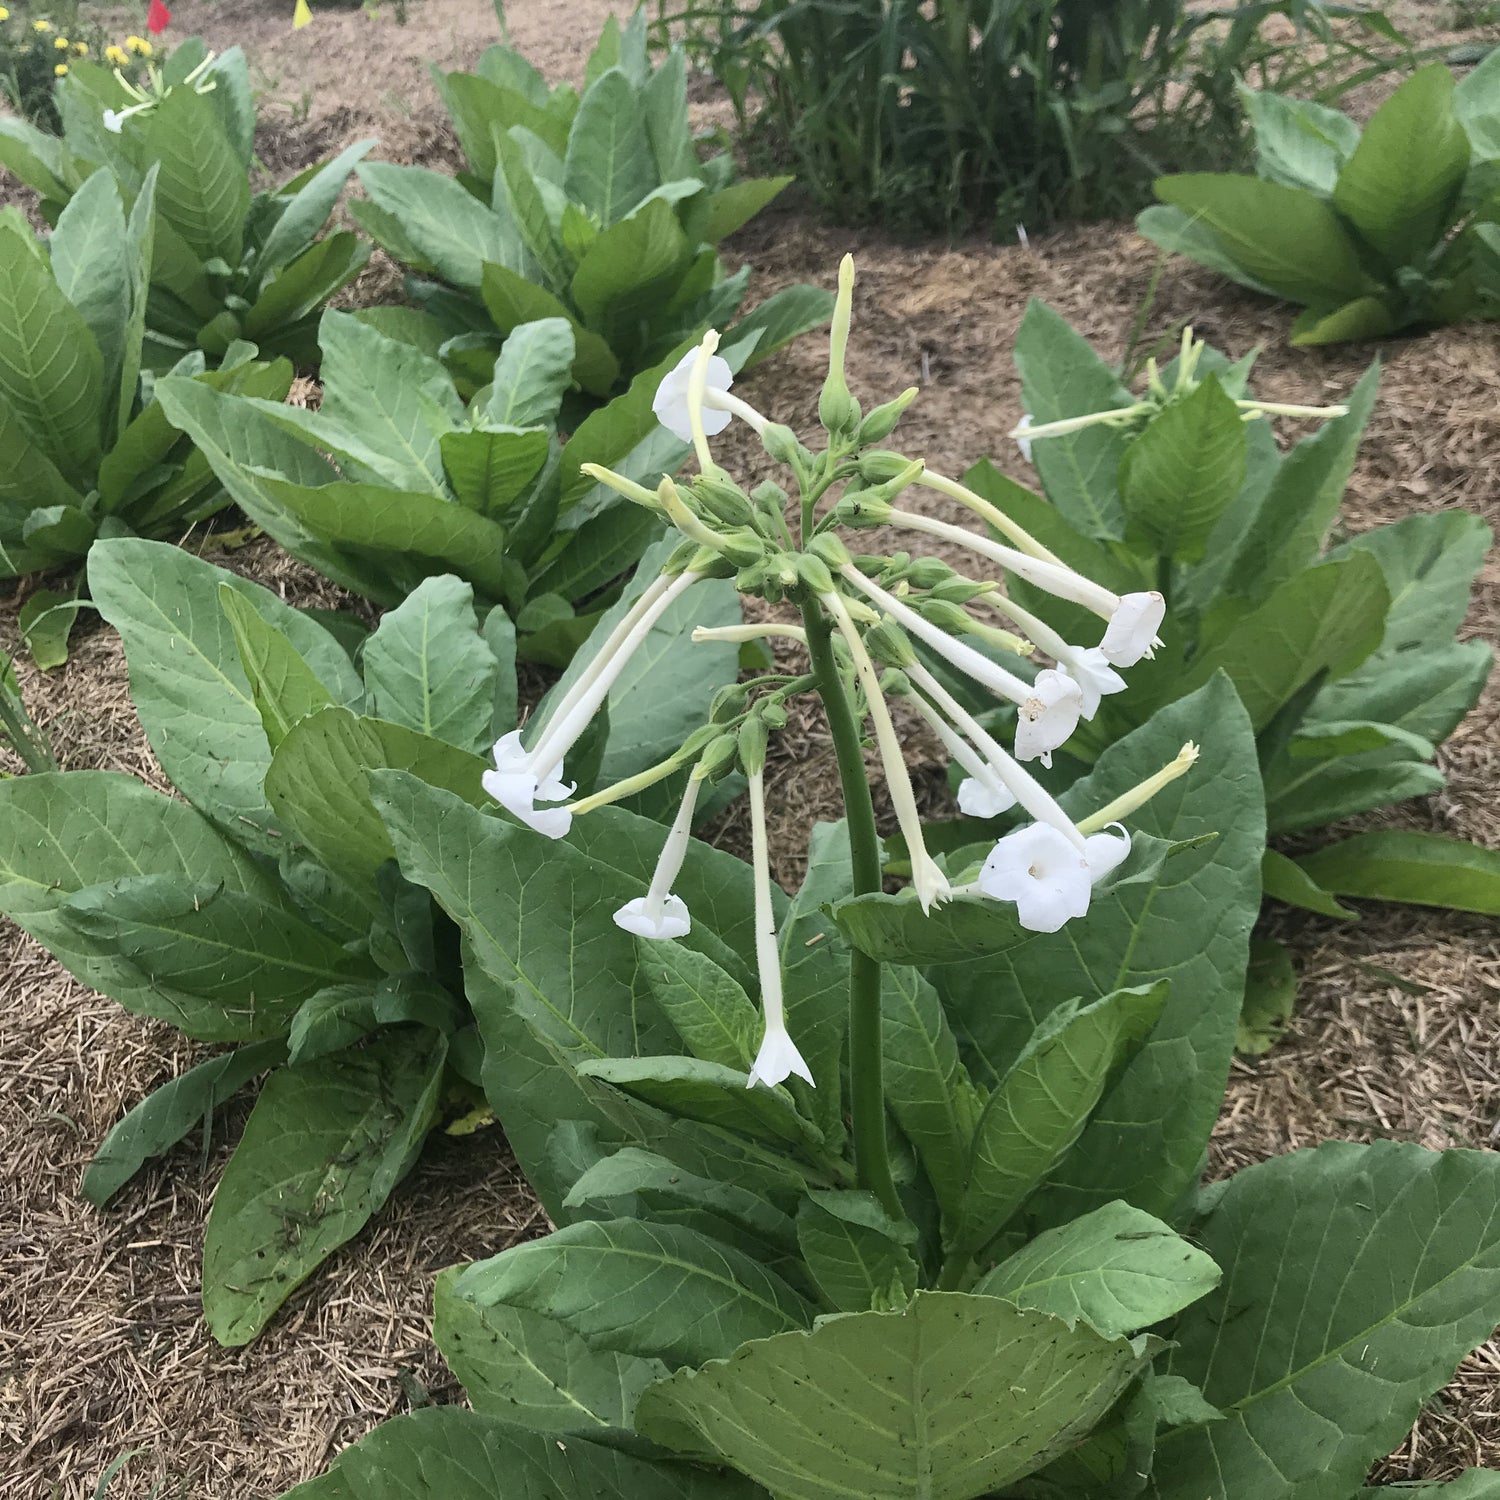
[927,575,993,604]
[697,732,742,781]
[796,553,836,596]
[904,557,957,589]
[678,721,723,759]
[856,449,911,483]
[855,386,918,445]
[710,682,751,723]
[737,715,769,775]
[719,527,771,568]
[694,475,758,528]
[808,532,853,570]
[862,620,917,667]
[761,423,811,469]
[760,699,789,730]
[830,490,892,528]
[917,598,980,636]
[665,539,704,574]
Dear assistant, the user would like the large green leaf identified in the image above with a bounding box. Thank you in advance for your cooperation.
[239,233,371,355]
[88,539,353,849]
[255,139,376,271]
[1136,204,1282,299]
[565,67,658,226]
[0,771,283,1036]
[1153,174,1373,307]
[1151,1141,1500,1500]
[1333,65,1470,272]
[202,1028,447,1346]
[637,1293,1152,1500]
[795,1191,919,1312]
[0,217,103,482]
[1119,376,1246,564]
[439,426,550,518]
[436,1268,670,1432]
[1013,298,1135,540]
[482,316,576,429]
[634,941,760,1071]
[83,1038,287,1208]
[440,1218,811,1369]
[1295,831,1500,915]
[1456,44,1500,159]
[934,675,1264,1224]
[1182,553,1390,731]
[974,1200,1220,1339]
[280,1407,761,1500]
[571,197,694,340]
[1242,87,1360,195]
[954,983,1168,1258]
[361,575,500,755]
[479,261,621,396]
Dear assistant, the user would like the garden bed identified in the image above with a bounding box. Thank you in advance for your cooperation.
[1,1,1497,1494]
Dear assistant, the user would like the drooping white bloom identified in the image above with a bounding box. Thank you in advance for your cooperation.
[103,109,126,132]
[653,347,734,443]
[482,730,574,840]
[957,776,1016,819]
[1059,646,1128,719]
[1014,668,1083,767]
[1015,413,1034,465]
[745,767,814,1090]
[1099,591,1165,667]
[613,775,701,941]
[976,820,1132,933]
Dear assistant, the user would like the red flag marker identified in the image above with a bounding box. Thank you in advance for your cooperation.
[146,0,171,34]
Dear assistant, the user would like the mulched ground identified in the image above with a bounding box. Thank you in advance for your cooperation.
[1,1,1497,1493]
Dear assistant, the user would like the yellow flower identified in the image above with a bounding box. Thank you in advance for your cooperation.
[54,34,70,48]
[292,0,312,28]
[54,62,68,75]
[0,8,11,21]
[73,40,87,54]
[126,34,152,55]
[33,18,54,31]
[105,43,128,64]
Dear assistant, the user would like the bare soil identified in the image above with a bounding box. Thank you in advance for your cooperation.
[0,1,1497,1495]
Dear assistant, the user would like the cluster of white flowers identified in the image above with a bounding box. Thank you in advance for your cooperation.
[479,297,1195,1090]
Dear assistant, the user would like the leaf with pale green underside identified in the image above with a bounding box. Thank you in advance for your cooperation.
[440,1217,811,1371]
[280,1407,762,1500]
[1295,831,1500,916]
[796,1191,918,1312]
[360,575,499,755]
[0,772,280,1036]
[1242,86,1360,195]
[482,316,575,429]
[975,1199,1220,1339]
[934,676,1264,1225]
[577,1055,822,1154]
[1151,1141,1500,1500]
[1261,849,1357,919]
[89,539,359,850]
[436,1267,669,1432]
[637,1292,1152,1500]
[50,169,129,428]
[202,1027,446,1346]
[954,983,1169,1257]
[83,1038,287,1208]
[256,139,376,271]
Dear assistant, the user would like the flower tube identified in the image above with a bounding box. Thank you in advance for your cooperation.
[613,772,702,940]
[745,766,814,1090]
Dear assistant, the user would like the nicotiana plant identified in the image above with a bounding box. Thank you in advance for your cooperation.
[278,259,1500,1500]
[0,166,290,648]
[1139,59,1500,342]
[0,527,744,1344]
[974,300,1496,1046]
[352,7,832,404]
[0,39,372,367]
[155,305,750,665]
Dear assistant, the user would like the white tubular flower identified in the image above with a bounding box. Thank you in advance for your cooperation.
[528,571,701,784]
[654,345,733,444]
[1060,647,1127,719]
[1015,413,1034,465]
[907,662,1086,853]
[483,730,575,841]
[1098,591,1166,667]
[614,774,701,940]
[746,767,814,1090]
[1013,668,1083,768]
[906,688,1017,819]
[976,820,1131,933]
[822,592,950,913]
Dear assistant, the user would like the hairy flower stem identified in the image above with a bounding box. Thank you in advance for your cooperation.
[799,597,904,1224]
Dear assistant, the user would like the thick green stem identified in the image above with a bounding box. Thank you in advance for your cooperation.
[799,597,903,1223]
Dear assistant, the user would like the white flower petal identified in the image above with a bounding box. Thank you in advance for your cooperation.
[1084,824,1131,884]
[1014,669,1082,763]
[976,821,1092,933]
[1015,412,1034,465]
[746,1024,815,1089]
[1099,591,1166,667]
[482,761,574,841]
[652,350,734,442]
[957,775,1017,819]
[613,894,692,940]
[489,729,531,773]
[103,109,125,132]
[1060,647,1128,720]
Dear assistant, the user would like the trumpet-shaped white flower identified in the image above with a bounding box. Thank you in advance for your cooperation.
[907,688,1018,819]
[1099,592,1165,667]
[746,767,814,1090]
[976,821,1131,933]
[614,775,701,941]
[1014,668,1083,767]
[654,347,734,443]
[957,776,1017,819]
[1015,413,1034,465]
[482,730,574,840]
[1059,646,1128,719]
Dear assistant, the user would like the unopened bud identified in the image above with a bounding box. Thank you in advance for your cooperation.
[808,533,853,570]
[856,386,918,445]
[796,553,836,595]
[697,732,741,781]
[737,715,769,775]
[761,423,811,469]
[760,699,789,730]
[863,620,917,667]
[719,527,770,568]
[695,475,757,528]
[917,598,980,637]
[751,479,789,515]
[856,450,913,484]
[831,491,892,528]
[710,683,751,723]
[904,557,957,589]
[927,576,993,604]
[664,539,702,575]
[678,722,723,760]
